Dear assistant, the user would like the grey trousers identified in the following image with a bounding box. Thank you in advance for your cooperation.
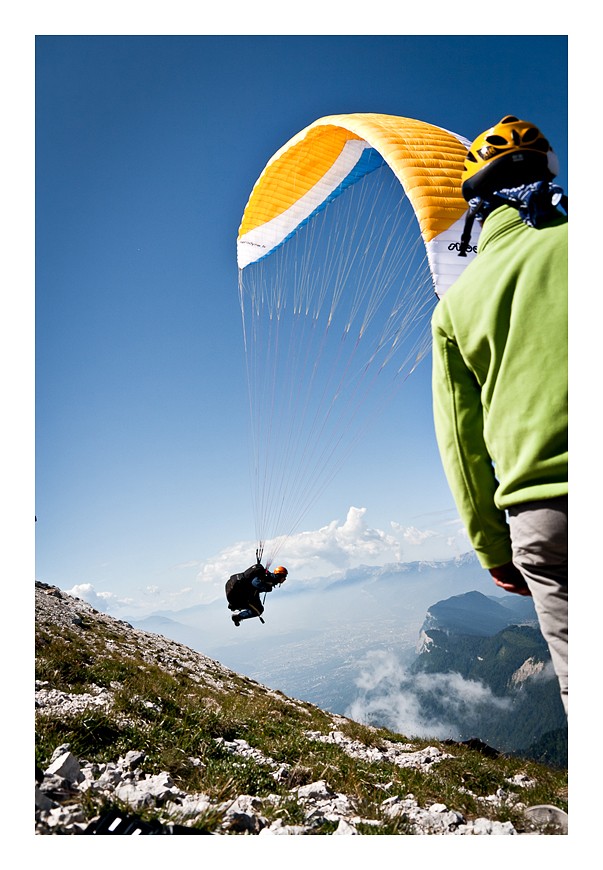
[508,495,568,715]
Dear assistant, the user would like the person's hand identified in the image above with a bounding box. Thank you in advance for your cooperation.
[489,562,532,596]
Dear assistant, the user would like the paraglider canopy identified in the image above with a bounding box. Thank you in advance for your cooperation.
[238,113,479,297]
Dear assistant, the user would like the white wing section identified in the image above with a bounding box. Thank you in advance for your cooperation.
[237,140,370,270]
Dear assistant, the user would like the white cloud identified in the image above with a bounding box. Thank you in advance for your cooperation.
[64,580,201,621]
[346,649,510,741]
[194,505,471,605]
[65,582,132,612]
[531,660,557,684]
[392,523,437,546]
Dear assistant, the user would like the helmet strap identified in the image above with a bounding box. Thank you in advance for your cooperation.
[458,198,484,257]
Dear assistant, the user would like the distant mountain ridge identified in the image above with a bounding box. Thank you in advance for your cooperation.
[321,551,480,591]
[418,590,539,645]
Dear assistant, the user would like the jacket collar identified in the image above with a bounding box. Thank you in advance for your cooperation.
[477,205,523,253]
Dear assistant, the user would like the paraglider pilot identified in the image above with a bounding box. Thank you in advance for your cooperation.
[225,563,288,626]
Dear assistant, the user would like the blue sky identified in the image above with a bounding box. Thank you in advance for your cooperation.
[29,29,570,620]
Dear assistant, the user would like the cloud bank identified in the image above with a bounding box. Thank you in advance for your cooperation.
[346,649,511,742]
[63,582,134,613]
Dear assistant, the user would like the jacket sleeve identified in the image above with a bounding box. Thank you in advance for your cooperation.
[251,576,273,592]
[431,319,513,569]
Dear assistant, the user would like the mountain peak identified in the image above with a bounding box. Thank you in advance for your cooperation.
[421,589,538,638]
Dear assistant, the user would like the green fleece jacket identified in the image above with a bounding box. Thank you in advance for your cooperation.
[431,204,568,569]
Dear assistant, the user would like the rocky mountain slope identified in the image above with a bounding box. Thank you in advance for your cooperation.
[35,581,568,836]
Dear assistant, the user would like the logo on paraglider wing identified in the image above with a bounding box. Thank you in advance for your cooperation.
[240,240,268,249]
[448,241,478,254]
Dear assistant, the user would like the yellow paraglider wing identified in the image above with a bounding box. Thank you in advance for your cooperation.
[237,113,477,298]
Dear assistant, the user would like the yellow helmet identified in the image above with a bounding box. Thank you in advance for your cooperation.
[273,566,288,581]
[461,115,559,201]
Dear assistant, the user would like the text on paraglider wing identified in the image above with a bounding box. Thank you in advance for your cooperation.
[448,241,478,254]
[240,240,268,249]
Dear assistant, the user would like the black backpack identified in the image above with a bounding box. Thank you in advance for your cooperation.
[225,564,265,610]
